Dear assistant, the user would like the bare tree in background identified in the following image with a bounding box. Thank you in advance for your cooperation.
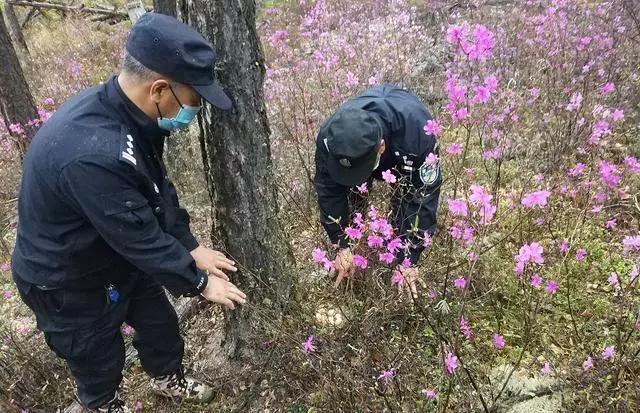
[152,0,176,17]
[3,2,29,53]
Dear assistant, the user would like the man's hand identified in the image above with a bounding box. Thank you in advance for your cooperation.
[396,265,419,299]
[200,276,246,309]
[334,248,355,287]
[191,246,237,281]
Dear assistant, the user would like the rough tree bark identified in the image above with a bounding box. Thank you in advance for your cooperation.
[3,3,29,53]
[177,0,294,358]
[0,8,38,156]
[152,0,176,17]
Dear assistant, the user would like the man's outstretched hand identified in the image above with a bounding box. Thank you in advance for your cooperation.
[333,248,355,287]
[200,276,246,309]
[396,265,420,300]
[191,246,237,281]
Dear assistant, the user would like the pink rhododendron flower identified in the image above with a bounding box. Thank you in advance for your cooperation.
[378,368,396,381]
[474,85,490,103]
[448,199,468,217]
[624,156,640,174]
[303,335,316,353]
[387,238,403,253]
[541,362,551,375]
[516,242,544,265]
[559,240,569,254]
[424,119,443,136]
[425,153,439,166]
[469,185,492,205]
[601,82,615,95]
[379,252,394,264]
[447,143,462,155]
[522,190,551,208]
[422,389,438,399]
[353,255,368,269]
[312,249,327,262]
[444,352,458,374]
[344,227,362,240]
[531,273,542,287]
[382,170,396,184]
[546,280,558,294]
[611,109,624,121]
[623,235,640,253]
[368,235,384,248]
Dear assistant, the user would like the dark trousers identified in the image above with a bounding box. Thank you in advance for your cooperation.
[15,272,183,409]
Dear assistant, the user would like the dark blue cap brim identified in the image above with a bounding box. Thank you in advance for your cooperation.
[193,82,232,110]
[326,144,379,187]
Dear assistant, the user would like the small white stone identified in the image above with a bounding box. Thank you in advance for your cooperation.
[315,304,346,327]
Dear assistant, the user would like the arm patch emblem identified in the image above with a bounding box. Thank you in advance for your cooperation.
[419,161,440,186]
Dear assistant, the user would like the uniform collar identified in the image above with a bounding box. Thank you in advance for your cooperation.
[106,75,170,146]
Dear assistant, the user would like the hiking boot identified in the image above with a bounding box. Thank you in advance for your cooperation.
[88,393,131,413]
[150,367,214,403]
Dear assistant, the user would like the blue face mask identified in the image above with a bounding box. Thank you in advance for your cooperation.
[156,86,201,131]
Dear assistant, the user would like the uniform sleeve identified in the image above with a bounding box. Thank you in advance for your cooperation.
[57,155,207,297]
[314,138,351,249]
[166,179,200,252]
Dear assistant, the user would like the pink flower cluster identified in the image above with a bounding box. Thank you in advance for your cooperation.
[514,242,544,275]
[469,185,496,225]
[447,23,495,62]
[522,190,551,208]
[598,160,621,189]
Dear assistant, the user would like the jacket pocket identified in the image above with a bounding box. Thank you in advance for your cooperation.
[99,189,149,227]
[101,189,149,216]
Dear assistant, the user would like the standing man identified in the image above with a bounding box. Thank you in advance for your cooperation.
[314,85,442,298]
[11,14,246,413]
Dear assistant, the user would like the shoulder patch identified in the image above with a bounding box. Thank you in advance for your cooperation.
[419,160,440,186]
[119,133,137,167]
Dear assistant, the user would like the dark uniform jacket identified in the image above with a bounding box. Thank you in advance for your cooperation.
[314,85,442,264]
[12,75,207,298]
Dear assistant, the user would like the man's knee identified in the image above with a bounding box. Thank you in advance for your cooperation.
[44,324,125,408]
[45,323,125,366]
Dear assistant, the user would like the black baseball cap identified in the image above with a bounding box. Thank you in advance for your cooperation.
[125,13,231,109]
[321,108,384,187]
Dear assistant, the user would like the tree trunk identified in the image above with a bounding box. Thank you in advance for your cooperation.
[3,3,29,53]
[153,0,176,17]
[0,8,38,156]
[177,0,294,359]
